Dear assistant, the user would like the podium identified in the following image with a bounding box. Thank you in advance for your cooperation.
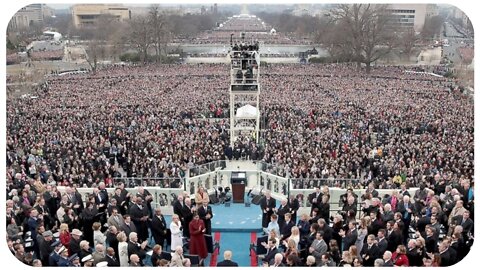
[231,171,246,203]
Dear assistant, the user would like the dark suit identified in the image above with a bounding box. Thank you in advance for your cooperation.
[121,222,137,237]
[106,232,119,259]
[425,235,438,253]
[217,260,239,267]
[150,252,162,266]
[197,205,213,235]
[453,215,473,235]
[308,192,322,215]
[280,220,295,241]
[127,241,146,266]
[276,204,289,229]
[260,197,276,228]
[342,228,357,251]
[69,238,82,257]
[384,260,394,267]
[288,198,300,223]
[262,247,279,265]
[129,203,149,242]
[173,200,184,221]
[360,244,381,266]
[376,238,388,255]
[181,204,194,238]
[387,230,403,252]
[150,214,168,248]
[407,247,423,266]
[318,201,330,221]
[368,218,384,237]
[106,254,120,267]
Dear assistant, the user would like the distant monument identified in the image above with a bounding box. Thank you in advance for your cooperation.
[241,4,249,15]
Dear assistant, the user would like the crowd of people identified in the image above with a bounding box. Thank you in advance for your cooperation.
[257,182,473,266]
[6,59,473,266]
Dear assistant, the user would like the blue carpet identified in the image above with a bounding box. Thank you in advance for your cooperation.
[217,232,254,266]
[161,198,264,266]
[164,203,263,232]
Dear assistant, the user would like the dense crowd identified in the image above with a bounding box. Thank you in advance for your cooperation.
[258,181,473,267]
[6,61,474,266]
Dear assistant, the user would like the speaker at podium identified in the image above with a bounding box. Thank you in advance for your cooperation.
[231,171,246,203]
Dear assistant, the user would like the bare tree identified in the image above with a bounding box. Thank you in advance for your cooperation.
[148,5,171,61]
[398,28,417,58]
[328,4,396,73]
[129,15,152,64]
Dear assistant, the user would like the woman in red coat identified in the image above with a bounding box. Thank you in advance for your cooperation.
[392,245,410,266]
[188,214,208,259]
[59,223,71,252]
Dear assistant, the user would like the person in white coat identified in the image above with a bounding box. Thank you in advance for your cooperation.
[93,222,107,247]
[116,232,129,267]
[170,214,183,252]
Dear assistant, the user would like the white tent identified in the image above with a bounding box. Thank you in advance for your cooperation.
[236,104,258,118]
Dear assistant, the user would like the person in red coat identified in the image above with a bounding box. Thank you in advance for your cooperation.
[59,223,71,253]
[392,245,409,266]
[188,214,208,259]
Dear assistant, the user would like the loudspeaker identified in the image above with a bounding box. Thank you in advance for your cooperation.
[225,202,231,207]
[245,202,251,207]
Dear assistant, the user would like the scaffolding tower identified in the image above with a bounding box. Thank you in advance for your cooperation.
[229,33,261,147]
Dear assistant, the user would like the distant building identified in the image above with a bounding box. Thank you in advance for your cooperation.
[451,7,471,28]
[426,4,439,17]
[8,4,55,31]
[71,4,131,28]
[387,4,429,32]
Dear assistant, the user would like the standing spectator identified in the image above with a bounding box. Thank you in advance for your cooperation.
[188,214,208,259]
[150,208,168,248]
[127,232,147,266]
[260,190,276,230]
[170,214,183,252]
[309,231,327,265]
[197,201,213,235]
[116,232,129,267]
[129,197,149,242]
[392,245,409,266]
[194,187,209,208]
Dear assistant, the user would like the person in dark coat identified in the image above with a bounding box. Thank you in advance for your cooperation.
[48,241,63,266]
[260,191,276,229]
[308,187,322,216]
[340,221,358,251]
[150,245,163,266]
[39,230,55,266]
[150,208,168,248]
[276,199,289,230]
[197,201,213,236]
[69,229,83,257]
[121,215,137,236]
[127,232,147,266]
[360,235,381,266]
[318,195,331,222]
[376,229,388,255]
[80,202,98,247]
[406,239,423,267]
[288,195,300,224]
[280,213,295,241]
[217,250,238,267]
[128,197,150,242]
[105,247,120,267]
[181,198,194,238]
[106,226,119,260]
[188,214,208,259]
[262,239,279,265]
